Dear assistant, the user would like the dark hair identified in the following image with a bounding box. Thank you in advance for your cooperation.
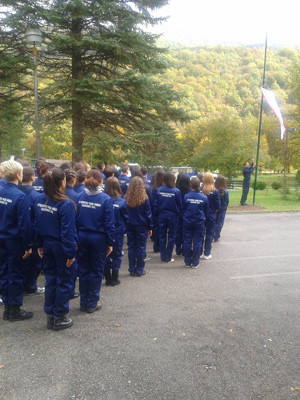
[85,169,102,191]
[76,169,87,185]
[74,162,85,172]
[60,162,72,171]
[163,171,176,188]
[97,162,105,171]
[22,167,35,183]
[154,168,165,190]
[103,165,114,179]
[65,168,77,184]
[176,173,190,192]
[141,166,147,176]
[105,177,122,197]
[214,175,227,195]
[16,158,30,167]
[43,168,75,208]
[190,177,200,191]
[121,164,129,174]
[36,162,49,178]
[197,173,203,183]
[131,166,143,179]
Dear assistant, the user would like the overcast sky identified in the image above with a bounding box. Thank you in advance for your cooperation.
[150,0,300,46]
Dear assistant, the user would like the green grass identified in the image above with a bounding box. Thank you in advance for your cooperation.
[228,187,300,213]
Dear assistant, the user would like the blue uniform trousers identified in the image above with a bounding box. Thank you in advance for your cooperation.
[0,238,26,306]
[127,225,147,276]
[214,210,226,241]
[201,218,216,257]
[175,215,184,256]
[241,181,250,205]
[183,222,205,267]
[42,240,74,316]
[105,232,124,272]
[151,209,160,252]
[77,231,107,309]
[158,213,178,262]
[23,247,41,294]
[70,258,78,297]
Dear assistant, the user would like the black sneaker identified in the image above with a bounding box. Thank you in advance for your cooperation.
[69,292,80,300]
[129,271,135,277]
[53,316,73,331]
[3,304,10,321]
[47,314,54,329]
[135,271,146,277]
[9,306,33,322]
[86,301,102,314]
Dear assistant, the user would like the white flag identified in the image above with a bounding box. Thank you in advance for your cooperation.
[261,88,285,139]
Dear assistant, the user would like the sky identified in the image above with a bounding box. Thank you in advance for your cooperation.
[150,0,300,47]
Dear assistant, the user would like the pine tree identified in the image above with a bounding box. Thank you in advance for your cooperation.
[0,0,188,162]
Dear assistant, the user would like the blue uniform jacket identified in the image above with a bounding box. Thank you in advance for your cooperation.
[111,196,128,235]
[243,164,254,182]
[183,191,209,224]
[36,194,77,258]
[126,199,153,230]
[156,186,182,217]
[33,177,44,193]
[76,190,115,246]
[66,186,78,202]
[18,184,40,245]
[201,189,221,220]
[74,183,85,194]
[0,182,31,250]
[218,189,229,212]
[0,177,7,187]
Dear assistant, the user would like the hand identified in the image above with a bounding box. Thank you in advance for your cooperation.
[38,248,43,258]
[147,230,152,238]
[23,249,32,260]
[253,163,256,168]
[106,246,113,257]
[252,158,254,163]
[66,258,75,268]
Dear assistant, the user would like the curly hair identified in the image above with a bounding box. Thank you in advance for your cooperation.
[125,177,147,208]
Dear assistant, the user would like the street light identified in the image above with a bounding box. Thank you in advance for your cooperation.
[25,28,42,159]
[284,127,296,180]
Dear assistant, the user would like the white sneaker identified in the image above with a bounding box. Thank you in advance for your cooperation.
[185,264,191,268]
[200,255,204,259]
[167,258,175,263]
[191,264,199,268]
[203,255,212,260]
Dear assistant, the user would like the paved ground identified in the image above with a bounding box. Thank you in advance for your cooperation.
[1,213,300,400]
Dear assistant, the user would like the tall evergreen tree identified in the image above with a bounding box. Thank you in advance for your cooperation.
[0,0,188,161]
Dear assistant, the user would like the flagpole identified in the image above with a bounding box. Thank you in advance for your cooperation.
[253,33,268,205]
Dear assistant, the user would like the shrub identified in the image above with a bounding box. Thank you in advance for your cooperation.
[251,181,266,190]
[271,181,282,190]
[296,170,300,185]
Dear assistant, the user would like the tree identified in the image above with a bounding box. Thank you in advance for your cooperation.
[0,0,189,162]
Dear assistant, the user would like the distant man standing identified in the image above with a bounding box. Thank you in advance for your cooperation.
[240,158,256,206]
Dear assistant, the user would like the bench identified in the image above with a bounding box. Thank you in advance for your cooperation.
[226,180,243,189]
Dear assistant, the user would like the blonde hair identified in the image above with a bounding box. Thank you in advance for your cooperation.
[0,160,23,182]
[202,172,215,194]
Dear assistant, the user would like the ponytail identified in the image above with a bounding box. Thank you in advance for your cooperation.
[43,168,76,211]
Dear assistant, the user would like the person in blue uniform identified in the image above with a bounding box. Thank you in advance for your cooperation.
[18,167,44,296]
[64,168,80,299]
[175,173,191,256]
[200,172,221,260]
[125,177,152,277]
[76,169,115,313]
[182,177,208,268]
[36,168,77,331]
[214,175,229,242]
[0,160,33,322]
[118,164,131,196]
[0,166,6,188]
[151,168,165,253]
[156,172,182,263]
[104,177,128,286]
[240,158,255,206]
[141,166,150,185]
[74,169,87,193]
[33,162,49,193]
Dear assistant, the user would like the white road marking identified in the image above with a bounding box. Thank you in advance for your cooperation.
[222,254,300,262]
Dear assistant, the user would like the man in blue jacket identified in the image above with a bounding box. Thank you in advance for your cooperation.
[240,158,256,206]
[0,160,33,322]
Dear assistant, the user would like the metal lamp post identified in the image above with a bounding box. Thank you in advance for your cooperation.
[25,29,42,159]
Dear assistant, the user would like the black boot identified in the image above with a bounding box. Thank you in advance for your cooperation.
[104,270,112,286]
[47,314,54,329]
[3,303,10,321]
[9,306,33,322]
[53,315,73,331]
[111,270,120,286]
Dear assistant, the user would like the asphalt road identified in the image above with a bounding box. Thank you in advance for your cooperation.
[1,212,300,400]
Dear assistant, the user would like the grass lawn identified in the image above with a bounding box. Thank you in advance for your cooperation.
[227,187,300,213]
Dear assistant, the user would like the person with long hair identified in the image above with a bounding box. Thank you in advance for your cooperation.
[125,177,152,277]
[157,171,182,263]
[200,172,221,260]
[0,160,33,322]
[76,169,115,312]
[104,177,128,286]
[36,168,77,331]
[182,177,208,268]
[33,162,49,193]
[74,169,87,193]
[175,173,191,256]
[214,175,229,242]
[151,168,165,253]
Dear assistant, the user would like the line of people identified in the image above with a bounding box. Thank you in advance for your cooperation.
[0,159,229,331]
